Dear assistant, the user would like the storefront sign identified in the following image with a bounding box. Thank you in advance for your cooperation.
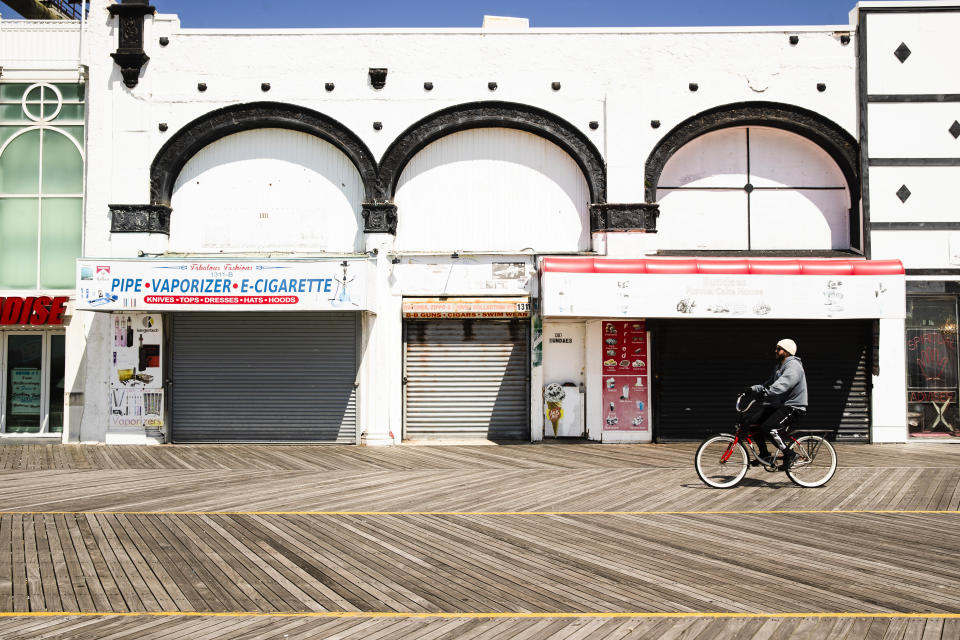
[0,296,68,325]
[600,320,649,431]
[543,272,905,320]
[393,257,533,295]
[402,298,530,318]
[77,259,371,312]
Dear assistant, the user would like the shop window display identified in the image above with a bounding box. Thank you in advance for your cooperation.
[906,297,959,437]
[2,333,65,434]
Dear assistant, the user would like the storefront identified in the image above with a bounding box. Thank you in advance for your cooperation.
[402,297,530,440]
[540,257,905,443]
[0,296,69,435]
[76,258,372,444]
[904,282,960,439]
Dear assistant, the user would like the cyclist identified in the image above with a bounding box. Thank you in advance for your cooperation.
[746,338,807,469]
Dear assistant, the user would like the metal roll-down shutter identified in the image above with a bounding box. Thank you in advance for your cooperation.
[404,319,530,440]
[171,312,358,443]
[653,319,871,442]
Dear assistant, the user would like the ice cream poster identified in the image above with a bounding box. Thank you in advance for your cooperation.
[600,320,649,431]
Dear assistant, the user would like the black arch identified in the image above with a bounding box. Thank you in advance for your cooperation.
[377,101,606,203]
[149,102,379,205]
[644,101,860,212]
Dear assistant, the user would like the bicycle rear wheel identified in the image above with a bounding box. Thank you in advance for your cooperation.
[786,436,837,487]
[695,436,749,488]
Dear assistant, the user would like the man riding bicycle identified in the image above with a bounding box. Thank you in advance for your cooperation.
[746,338,807,470]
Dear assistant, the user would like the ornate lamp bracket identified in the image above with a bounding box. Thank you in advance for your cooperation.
[589,203,660,233]
[362,203,398,234]
[109,0,156,88]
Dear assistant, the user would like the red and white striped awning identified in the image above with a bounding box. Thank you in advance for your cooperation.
[542,257,904,275]
[540,257,905,319]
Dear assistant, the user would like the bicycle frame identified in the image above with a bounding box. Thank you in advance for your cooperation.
[721,394,824,470]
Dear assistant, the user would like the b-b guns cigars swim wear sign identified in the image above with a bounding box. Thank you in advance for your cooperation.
[600,320,649,431]
[401,298,531,319]
[75,259,372,312]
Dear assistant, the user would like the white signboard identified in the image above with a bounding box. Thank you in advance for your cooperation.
[393,257,533,295]
[542,272,906,320]
[77,259,372,312]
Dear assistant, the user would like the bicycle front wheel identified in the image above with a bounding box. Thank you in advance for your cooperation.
[695,436,749,488]
[786,436,837,487]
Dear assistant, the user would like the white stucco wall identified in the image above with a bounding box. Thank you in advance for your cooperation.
[39,0,954,443]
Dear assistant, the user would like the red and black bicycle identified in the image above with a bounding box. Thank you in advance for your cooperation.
[695,393,837,488]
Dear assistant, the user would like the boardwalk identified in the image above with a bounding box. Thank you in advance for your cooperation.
[0,441,957,638]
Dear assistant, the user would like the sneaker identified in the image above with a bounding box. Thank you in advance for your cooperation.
[781,449,797,470]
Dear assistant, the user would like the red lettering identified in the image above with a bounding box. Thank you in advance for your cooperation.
[47,297,67,325]
[18,297,34,324]
[29,296,51,325]
[1,297,23,324]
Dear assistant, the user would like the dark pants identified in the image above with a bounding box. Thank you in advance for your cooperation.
[747,405,804,455]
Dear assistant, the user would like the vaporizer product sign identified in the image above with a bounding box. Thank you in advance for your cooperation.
[110,388,164,430]
[600,320,649,431]
[77,259,371,312]
[109,312,163,430]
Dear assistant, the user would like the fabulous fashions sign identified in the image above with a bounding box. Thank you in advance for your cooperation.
[77,259,373,312]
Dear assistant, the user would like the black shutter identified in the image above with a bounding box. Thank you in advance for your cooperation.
[653,320,871,441]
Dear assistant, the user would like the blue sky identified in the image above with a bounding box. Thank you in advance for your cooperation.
[0,0,867,28]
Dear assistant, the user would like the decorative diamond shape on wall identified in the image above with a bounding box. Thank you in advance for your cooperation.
[896,185,912,203]
[951,121,960,139]
[894,42,912,63]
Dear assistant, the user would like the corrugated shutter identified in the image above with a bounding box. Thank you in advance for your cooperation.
[171,312,358,443]
[653,320,871,442]
[404,320,529,439]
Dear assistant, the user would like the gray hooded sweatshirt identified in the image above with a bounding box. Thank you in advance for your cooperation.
[763,355,808,409]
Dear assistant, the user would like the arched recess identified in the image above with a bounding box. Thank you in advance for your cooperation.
[169,128,366,253]
[377,101,606,203]
[645,102,861,250]
[149,102,378,206]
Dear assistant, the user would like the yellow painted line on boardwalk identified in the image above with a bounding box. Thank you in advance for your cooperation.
[1,509,957,516]
[0,611,959,620]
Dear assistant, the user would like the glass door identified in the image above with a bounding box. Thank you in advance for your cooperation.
[906,297,959,438]
[1,332,65,434]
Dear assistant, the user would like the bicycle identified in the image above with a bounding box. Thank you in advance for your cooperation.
[695,393,838,488]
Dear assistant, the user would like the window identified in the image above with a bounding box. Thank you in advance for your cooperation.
[2,332,65,434]
[656,126,849,251]
[906,296,959,438]
[0,83,84,290]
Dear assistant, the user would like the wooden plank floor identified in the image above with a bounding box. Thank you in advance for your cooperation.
[0,442,957,639]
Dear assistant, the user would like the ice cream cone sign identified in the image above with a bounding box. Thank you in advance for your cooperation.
[544,383,566,437]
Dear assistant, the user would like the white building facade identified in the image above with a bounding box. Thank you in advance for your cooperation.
[0,16,85,438]
[4,0,956,444]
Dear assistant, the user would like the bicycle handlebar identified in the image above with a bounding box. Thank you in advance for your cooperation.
[735,393,757,414]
